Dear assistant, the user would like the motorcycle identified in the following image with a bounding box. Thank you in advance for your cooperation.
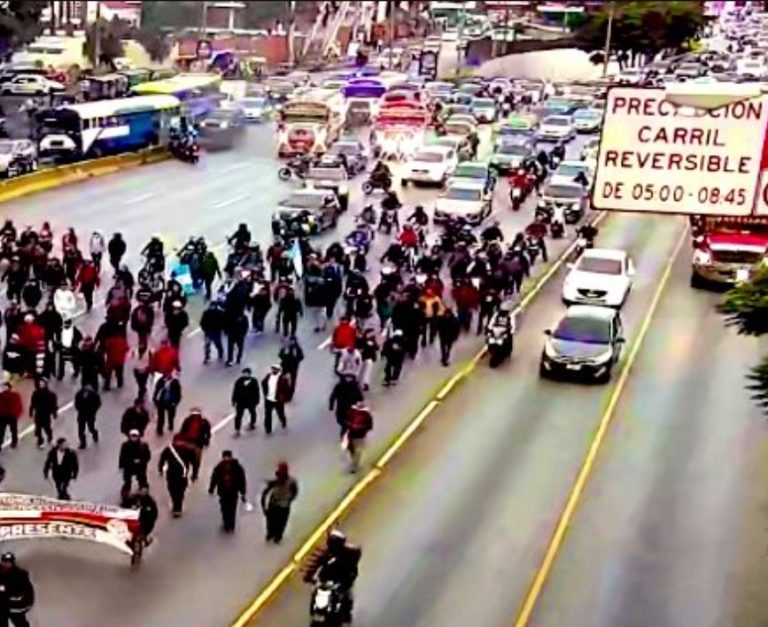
[572,235,593,260]
[362,175,391,196]
[509,186,524,211]
[171,139,200,164]
[377,208,398,234]
[278,157,309,182]
[550,220,565,239]
[309,581,348,627]
[486,310,515,368]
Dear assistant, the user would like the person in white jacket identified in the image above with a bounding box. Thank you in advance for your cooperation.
[335,346,362,380]
[53,285,77,321]
[89,230,106,272]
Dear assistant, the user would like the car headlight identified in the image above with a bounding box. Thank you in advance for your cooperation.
[339,185,348,194]
[693,249,712,265]
[544,340,558,359]
[538,200,546,208]
[589,349,613,364]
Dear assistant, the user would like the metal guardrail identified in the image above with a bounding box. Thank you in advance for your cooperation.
[0,147,169,205]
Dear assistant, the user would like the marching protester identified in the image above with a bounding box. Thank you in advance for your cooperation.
[29,378,57,449]
[208,450,247,533]
[74,383,101,449]
[261,461,298,544]
[261,364,291,434]
[158,434,198,517]
[119,430,151,505]
[120,398,150,437]
[43,438,78,500]
[278,335,304,395]
[0,552,35,627]
[0,383,23,451]
[345,400,374,473]
[153,372,182,436]
[231,367,260,436]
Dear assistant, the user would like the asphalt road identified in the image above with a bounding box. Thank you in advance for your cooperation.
[0,115,596,627]
[256,211,768,627]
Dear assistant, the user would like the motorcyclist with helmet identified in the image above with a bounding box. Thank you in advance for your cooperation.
[481,220,504,245]
[0,552,34,627]
[304,529,361,623]
[379,191,402,233]
[359,204,377,226]
[141,235,165,277]
[370,161,392,190]
[408,205,429,228]
[549,141,566,168]
[228,223,251,250]
[576,221,599,247]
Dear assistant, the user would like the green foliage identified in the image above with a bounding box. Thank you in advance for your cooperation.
[719,265,768,414]
[719,265,768,337]
[0,0,47,52]
[575,1,705,61]
[83,17,130,68]
[241,1,288,28]
[134,29,171,62]
[140,1,203,32]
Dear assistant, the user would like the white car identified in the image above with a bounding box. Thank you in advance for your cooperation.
[551,161,594,187]
[401,145,458,187]
[562,249,635,308]
[433,180,492,225]
[572,108,602,133]
[1,74,63,95]
[0,139,37,177]
[538,115,575,142]
[237,96,271,122]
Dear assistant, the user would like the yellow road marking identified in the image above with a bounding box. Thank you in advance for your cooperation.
[229,210,611,626]
[511,224,689,627]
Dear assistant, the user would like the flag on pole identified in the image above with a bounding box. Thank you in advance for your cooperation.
[290,238,303,279]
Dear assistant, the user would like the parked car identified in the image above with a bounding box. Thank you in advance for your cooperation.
[1,74,64,96]
[0,139,37,177]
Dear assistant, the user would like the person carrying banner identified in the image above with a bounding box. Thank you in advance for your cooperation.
[43,438,78,500]
[158,434,197,517]
[0,552,34,627]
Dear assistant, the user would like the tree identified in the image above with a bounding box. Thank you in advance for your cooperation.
[139,1,205,32]
[719,266,768,414]
[83,17,130,69]
[575,1,705,68]
[0,0,47,56]
[134,29,171,62]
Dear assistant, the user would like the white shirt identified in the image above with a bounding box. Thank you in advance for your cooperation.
[265,373,279,402]
[60,326,74,348]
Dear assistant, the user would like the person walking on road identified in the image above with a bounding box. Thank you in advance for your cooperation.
[329,375,363,437]
[153,372,181,436]
[29,378,57,448]
[275,286,303,338]
[261,461,298,544]
[231,367,260,436]
[200,301,225,364]
[381,330,406,387]
[437,307,460,367]
[119,430,151,505]
[43,438,78,500]
[121,398,150,437]
[335,344,363,381]
[107,233,127,273]
[357,327,379,391]
[74,384,101,449]
[158,435,197,517]
[261,364,291,435]
[0,383,23,451]
[278,335,304,395]
[208,450,247,533]
[224,309,248,367]
[345,401,373,473]
[0,552,35,627]
[130,343,152,402]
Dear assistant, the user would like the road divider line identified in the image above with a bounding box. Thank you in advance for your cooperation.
[511,224,689,627]
[213,194,248,210]
[123,192,157,205]
[228,210,612,627]
[212,411,236,435]
[317,336,331,350]
[2,399,75,449]
[187,327,203,338]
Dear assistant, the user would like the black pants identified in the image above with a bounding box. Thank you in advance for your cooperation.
[384,358,403,384]
[204,334,224,362]
[109,255,123,272]
[234,404,257,432]
[82,286,94,311]
[0,418,18,449]
[280,316,297,338]
[510,272,524,295]
[56,353,79,380]
[34,415,53,445]
[54,478,71,500]
[265,505,290,542]
[155,404,176,435]
[81,367,99,391]
[251,308,267,333]
[0,611,30,627]
[264,401,286,434]
[103,364,124,390]
[121,468,148,503]
[167,477,188,514]
[477,309,493,335]
[168,330,183,348]
[219,493,238,531]
[203,276,214,300]
[439,340,453,366]
[91,251,102,272]
[77,412,98,447]
[227,336,243,364]
[134,370,149,400]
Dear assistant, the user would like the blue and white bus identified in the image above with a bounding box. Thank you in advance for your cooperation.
[37,95,181,161]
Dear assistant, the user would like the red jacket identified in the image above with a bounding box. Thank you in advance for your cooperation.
[18,321,46,353]
[76,264,100,289]
[452,283,480,311]
[0,391,23,420]
[332,322,356,350]
[103,335,129,369]
[424,276,444,298]
[347,406,373,439]
[151,346,180,376]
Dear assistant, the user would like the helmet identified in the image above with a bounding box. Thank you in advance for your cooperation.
[328,529,346,553]
[1,552,15,565]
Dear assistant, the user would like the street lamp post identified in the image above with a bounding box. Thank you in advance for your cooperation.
[602,1,615,77]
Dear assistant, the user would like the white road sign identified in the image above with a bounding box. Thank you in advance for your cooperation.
[591,87,768,216]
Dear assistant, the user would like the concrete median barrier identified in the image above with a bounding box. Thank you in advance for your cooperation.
[0,147,169,205]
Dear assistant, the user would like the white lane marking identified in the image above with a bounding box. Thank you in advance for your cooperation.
[212,411,236,434]
[187,327,202,338]
[213,194,249,210]
[317,336,332,350]
[123,192,157,205]
[219,163,251,174]
[72,297,106,319]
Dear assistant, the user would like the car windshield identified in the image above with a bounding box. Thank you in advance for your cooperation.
[205,110,234,122]
[554,315,611,344]
[444,187,483,201]
[328,143,358,155]
[574,109,600,119]
[413,151,445,163]
[281,193,324,209]
[473,98,495,108]
[307,167,345,180]
[240,98,265,107]
[578,257,623,275]
[544,184,582,199]
[498,143,530,156]
[543,116,570,126]
[0,142,13,154]
[556,164,586,177]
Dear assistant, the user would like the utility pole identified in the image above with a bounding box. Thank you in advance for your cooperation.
[286,0,296,67]
[93,1,102,71]
[200,0,208,37]
[388,1,395,69]
[602,1,615,77]
[454,6,465,77]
